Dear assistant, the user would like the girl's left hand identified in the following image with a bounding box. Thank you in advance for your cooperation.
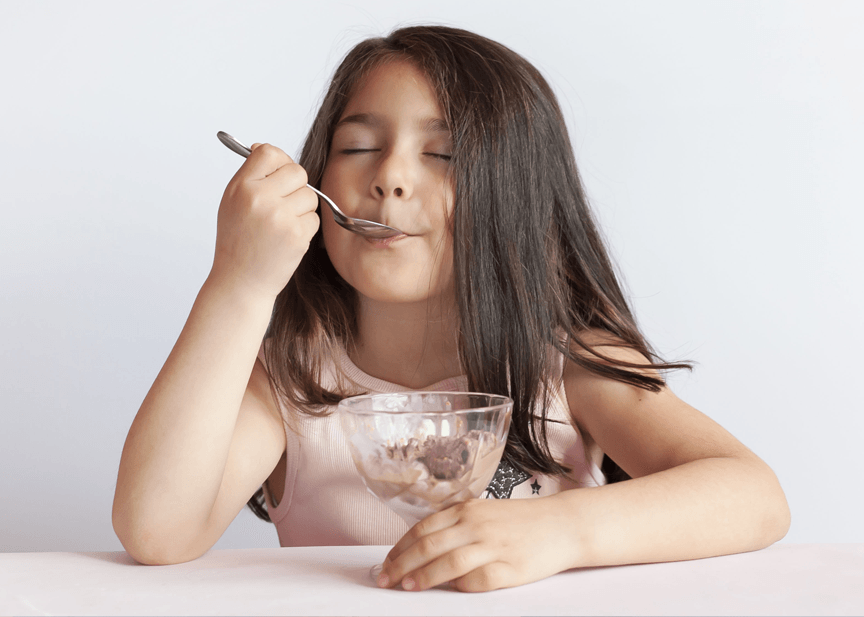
[378,495,577,592]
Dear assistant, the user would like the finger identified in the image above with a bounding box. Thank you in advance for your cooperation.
[379,524,470,589]
[242,143,294,181]
[286,186,320,216]
[400,544,492,592]
[297,210,321,238]
[272,207,320,241]
[385,506,462,567]
[259,162,311,203]
[453,562,515,593]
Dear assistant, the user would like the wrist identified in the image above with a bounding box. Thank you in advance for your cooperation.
[203,268,281,309]
[548,488,599,570]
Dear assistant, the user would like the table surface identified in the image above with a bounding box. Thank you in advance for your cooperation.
[1,543,862,616]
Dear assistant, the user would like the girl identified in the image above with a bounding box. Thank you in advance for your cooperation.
[113,25,790,592]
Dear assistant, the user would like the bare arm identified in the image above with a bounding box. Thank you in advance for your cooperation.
[112,144,319,564]
[558,344,791,567]
[378,337,790,591]
[112,276,284,564]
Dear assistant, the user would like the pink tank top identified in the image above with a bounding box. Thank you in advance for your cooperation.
[259,343,606,547]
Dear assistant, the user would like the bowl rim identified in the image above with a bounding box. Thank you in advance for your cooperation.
[337,391,513,416]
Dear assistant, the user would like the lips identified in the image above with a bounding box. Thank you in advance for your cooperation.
[364,234,409,247]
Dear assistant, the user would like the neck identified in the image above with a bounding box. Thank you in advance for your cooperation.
[350,292,462,389]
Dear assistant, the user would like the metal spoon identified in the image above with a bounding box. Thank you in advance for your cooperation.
[217,131,404,239]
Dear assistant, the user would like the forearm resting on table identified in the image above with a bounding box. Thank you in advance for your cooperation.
[114,275,275,553]
[556,454,791,569]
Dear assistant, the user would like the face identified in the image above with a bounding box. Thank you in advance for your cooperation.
[320,59,455,306]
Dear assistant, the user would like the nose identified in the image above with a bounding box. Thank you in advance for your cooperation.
[371,149,413,200]
[375,185,403,197]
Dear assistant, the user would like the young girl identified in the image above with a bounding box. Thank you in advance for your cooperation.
[113,25,790,592]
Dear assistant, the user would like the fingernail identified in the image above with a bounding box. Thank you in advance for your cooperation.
[401,577,415,591]
[377,573,389,588]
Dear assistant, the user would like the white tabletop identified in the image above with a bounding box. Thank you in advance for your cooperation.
[1,543,862,616]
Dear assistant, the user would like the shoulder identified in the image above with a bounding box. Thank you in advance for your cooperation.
[562,329,751,477]
[563,328,655,366]
[561,328,660,391]
[562,329,657,423]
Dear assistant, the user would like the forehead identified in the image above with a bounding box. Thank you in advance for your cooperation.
[337,59,446,126]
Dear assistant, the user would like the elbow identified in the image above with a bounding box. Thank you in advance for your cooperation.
[753,461,792,547]
[765,489,792,545]
[112,499,205,566]
[114,524,203,566]
[112,511,174,565]
[113,532,176,566]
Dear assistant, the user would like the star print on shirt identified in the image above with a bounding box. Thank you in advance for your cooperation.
[483,459,531,499]
[531,479,541,495]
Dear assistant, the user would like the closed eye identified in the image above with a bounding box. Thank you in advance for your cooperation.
[424,153,452,161]
[340,148,380,154]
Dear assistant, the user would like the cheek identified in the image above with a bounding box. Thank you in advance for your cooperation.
[321,214,348,271]
[416,228,455,296]
[319,162,336,196]
[435,239,456,290]
[320,159,357,206]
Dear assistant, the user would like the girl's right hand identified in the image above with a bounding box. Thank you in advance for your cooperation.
[211,143,320,300]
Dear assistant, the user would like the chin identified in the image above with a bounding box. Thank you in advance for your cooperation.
[355,281,450,305]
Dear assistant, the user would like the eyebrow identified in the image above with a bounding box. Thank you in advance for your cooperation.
[419,117,450,134]
[334,113,450,134]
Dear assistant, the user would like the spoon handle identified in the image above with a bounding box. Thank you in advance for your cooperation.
[217,131,252,158]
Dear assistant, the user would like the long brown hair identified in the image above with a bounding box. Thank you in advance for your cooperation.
[247,25,691,521]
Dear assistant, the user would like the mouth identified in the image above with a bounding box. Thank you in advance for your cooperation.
[364,233,410,247]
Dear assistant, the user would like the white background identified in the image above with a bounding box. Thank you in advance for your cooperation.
[1,1,861,553]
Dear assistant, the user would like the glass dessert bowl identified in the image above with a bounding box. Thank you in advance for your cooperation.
[338,392,513,527]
